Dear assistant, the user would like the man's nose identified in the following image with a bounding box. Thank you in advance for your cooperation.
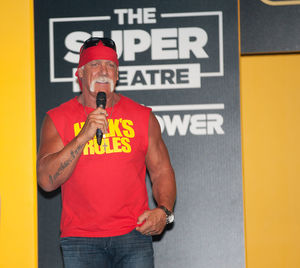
[98,63,108,75]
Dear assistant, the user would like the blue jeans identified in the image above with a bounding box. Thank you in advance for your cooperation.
[60,229,154,268]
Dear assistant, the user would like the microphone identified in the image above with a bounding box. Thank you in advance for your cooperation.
[96,92,106,145]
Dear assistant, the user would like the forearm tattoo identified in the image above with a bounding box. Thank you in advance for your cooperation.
[49,144,84,185]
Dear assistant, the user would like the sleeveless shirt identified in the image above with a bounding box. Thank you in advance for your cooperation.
[47,95,151,237]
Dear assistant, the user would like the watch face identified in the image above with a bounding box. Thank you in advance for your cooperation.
[167,214,175,224]
[159,206,174,224]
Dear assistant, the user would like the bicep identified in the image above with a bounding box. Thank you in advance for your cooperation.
[37,114,64,161]
[145,112,172,176]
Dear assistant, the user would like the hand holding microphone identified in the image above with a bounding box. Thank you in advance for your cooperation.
[76,92,108,145]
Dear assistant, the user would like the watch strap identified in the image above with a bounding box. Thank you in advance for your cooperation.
[158,205,174,224]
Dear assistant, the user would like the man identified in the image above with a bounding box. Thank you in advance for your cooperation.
[37,37,176,268]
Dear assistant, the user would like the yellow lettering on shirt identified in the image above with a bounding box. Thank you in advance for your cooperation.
[112,137,122,153]
[108,119,122,137]
[103,138,114,154]
[73,118,135,156]
[74,122,85,136]
[83,140,95,155]
[122,120,135,138]
[121,137,131,153]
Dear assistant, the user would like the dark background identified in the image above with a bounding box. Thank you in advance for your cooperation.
[240,0,300,54]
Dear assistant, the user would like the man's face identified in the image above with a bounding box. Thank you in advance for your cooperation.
[78,59,118,97]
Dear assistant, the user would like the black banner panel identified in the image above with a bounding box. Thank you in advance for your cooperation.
[35,0,244,267]
[241,0,300,54]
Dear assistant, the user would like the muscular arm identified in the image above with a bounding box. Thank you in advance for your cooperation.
[37,115,85,191]
[146,112,176,211]
[37,108,108,192]
[136,112,176,235]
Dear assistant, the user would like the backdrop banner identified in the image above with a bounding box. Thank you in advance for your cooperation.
[241,0,300,54]
[35,0,244,267]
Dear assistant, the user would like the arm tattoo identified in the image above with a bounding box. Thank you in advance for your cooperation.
[48,143,84,185]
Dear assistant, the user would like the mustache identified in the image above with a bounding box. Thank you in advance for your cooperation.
[90,76,114,92]
[94,76,112,83]
[94,76,113,83]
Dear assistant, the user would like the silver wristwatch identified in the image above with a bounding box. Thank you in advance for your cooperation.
[159,205,175,224]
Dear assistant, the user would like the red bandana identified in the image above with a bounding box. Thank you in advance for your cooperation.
[75,41,119,89]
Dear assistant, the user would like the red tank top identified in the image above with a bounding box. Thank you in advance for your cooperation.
[47,95,151,237]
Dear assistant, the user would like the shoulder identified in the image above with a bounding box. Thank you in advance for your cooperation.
[47,97,78,117]
[119,95,152,113]
[44,97,80,145]
[46,97,80,134]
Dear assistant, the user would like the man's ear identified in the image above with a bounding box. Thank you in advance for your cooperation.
[77,67,84,78]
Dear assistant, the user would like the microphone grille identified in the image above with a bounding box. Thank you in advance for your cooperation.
[96,92,106,108]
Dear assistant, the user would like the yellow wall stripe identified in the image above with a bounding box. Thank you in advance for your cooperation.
[241,54,300,268]
[0,0,37,267]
